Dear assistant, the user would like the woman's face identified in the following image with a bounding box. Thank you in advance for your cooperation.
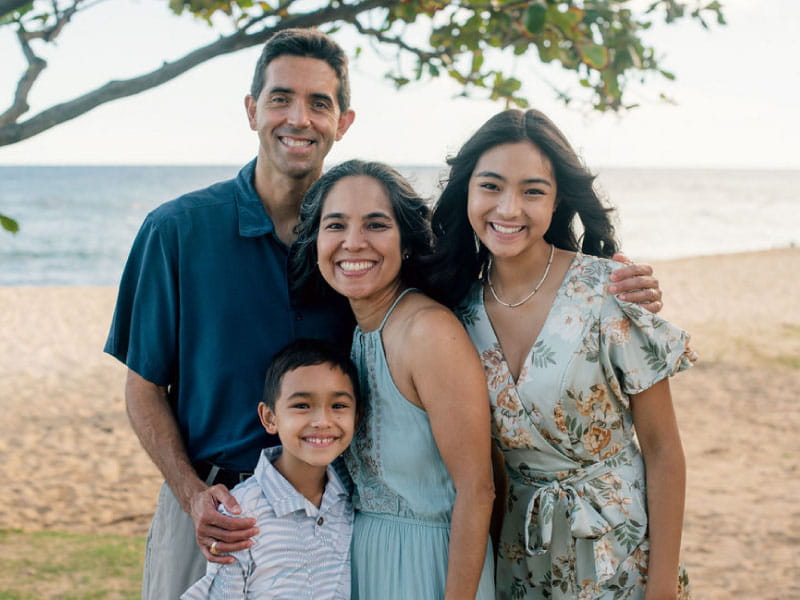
[316,175,404,302]
[467,140,557,261]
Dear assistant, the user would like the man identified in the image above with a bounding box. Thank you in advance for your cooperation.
[105,27,662,598]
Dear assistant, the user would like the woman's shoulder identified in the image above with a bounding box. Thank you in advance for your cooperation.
[392,290,471,345]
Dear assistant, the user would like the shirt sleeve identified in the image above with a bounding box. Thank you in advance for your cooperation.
[598,284,697,400]
[103,213,179,386]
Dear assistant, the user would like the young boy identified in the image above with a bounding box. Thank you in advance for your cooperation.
[181,339,359,599]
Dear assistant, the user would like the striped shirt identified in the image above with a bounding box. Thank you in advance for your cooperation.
[181,447,353,599]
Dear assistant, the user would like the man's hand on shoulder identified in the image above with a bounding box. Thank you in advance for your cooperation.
[190,484,259,564]
[608,252,663,314]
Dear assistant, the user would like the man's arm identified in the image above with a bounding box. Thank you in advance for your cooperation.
[609,252,663,313]
[125,369,258,564]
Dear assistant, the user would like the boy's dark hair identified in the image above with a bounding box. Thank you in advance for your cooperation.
[262,339,360,410]
[250,27,351,112]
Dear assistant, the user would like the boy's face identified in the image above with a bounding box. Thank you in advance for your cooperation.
[259,363,356,470]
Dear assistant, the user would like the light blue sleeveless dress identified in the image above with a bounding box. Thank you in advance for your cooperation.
[345,288,495,599]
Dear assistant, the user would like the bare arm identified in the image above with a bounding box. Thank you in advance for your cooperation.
[630,378,686,600]
[609,252,663,313]
[408,308,495,599]
[125,369,257,564]
[490,442,509,561]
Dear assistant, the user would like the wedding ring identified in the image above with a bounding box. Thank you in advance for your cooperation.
[210,541,221,556]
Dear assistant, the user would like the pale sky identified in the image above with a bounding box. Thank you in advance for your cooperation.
[1,0,798,169]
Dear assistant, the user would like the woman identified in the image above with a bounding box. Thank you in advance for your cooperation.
[428,109,695,599]
[291,160,496,599]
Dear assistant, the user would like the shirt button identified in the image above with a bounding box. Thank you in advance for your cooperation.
[317,516,324,526]
[295,312,303,321]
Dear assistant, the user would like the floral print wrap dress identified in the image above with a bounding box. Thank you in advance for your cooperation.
[457,254,696,600]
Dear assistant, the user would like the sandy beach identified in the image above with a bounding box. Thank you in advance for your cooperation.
[1,248,798,598]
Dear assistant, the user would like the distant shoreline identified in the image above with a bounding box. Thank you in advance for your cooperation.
[1,245,797,288]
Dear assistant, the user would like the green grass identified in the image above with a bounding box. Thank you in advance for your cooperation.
[0,530,144,599]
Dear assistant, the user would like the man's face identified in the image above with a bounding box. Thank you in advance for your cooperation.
[245,55,355,182]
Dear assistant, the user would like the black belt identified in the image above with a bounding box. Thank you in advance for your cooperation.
[194,461,254,489]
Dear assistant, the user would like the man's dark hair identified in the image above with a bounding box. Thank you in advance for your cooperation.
[250,27,351,112]
[262,339,360,410]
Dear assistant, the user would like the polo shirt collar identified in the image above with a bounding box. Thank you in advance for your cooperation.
[255,446,348,518]
[235,158,275,238]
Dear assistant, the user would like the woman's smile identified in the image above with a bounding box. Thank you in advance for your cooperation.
[316,175,403,302]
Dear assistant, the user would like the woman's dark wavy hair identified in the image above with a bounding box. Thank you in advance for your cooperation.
[291,159,434,305]
[427,108,619,308]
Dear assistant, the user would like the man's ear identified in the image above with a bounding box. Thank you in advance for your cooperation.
[245,95,258,131]
[335,109,355,141]
[258,402,278,435]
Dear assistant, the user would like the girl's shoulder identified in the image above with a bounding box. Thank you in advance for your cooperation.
[563,252,622,296]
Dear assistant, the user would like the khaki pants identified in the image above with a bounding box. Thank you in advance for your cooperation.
[141,482,207,600]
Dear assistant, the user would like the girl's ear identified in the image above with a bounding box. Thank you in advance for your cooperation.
[258,402,279,435]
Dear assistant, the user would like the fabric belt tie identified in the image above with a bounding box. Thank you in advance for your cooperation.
[519,442,638,583]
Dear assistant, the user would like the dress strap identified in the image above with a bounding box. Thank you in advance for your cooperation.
[378,288,418,331]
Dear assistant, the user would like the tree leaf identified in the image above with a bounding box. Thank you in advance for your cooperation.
[576,40,610,69]
[547,4,584,32]
[524,2,547,34]
[1,213,19,233]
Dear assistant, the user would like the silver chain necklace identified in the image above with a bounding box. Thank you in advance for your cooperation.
[486,244,555,308]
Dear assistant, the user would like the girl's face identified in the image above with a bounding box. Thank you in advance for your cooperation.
[467,141,557,261]
[316,175,404,302]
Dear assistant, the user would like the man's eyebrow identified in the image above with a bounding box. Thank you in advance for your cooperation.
[267,86,294,96]
[310,93,334,104]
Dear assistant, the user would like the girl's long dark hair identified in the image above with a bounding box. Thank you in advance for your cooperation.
[426,108,619,308]
[291,159,434,305]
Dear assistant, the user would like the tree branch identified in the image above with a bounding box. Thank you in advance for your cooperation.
[0,0,82,126]
[351,18,439,63]
[0,0,394,146]
[25,0,80,41]
[0,26,47,126]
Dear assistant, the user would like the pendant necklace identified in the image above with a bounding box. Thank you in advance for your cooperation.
[486,244,555,308]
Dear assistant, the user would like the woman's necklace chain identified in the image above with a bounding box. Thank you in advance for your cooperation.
[486,244,555,308]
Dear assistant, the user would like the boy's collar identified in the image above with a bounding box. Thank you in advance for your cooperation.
[255,447,348,517]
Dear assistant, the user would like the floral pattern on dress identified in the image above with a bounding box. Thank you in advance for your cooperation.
[459,253,695,600]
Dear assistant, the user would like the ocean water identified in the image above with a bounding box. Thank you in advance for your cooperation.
[0,165,798,286]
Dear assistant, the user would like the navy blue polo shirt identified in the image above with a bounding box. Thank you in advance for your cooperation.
[105,159,353,472]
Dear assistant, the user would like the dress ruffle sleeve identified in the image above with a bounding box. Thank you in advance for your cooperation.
[598,268,697,399]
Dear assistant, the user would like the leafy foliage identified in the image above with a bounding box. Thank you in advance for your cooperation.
[1,1,727,138]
